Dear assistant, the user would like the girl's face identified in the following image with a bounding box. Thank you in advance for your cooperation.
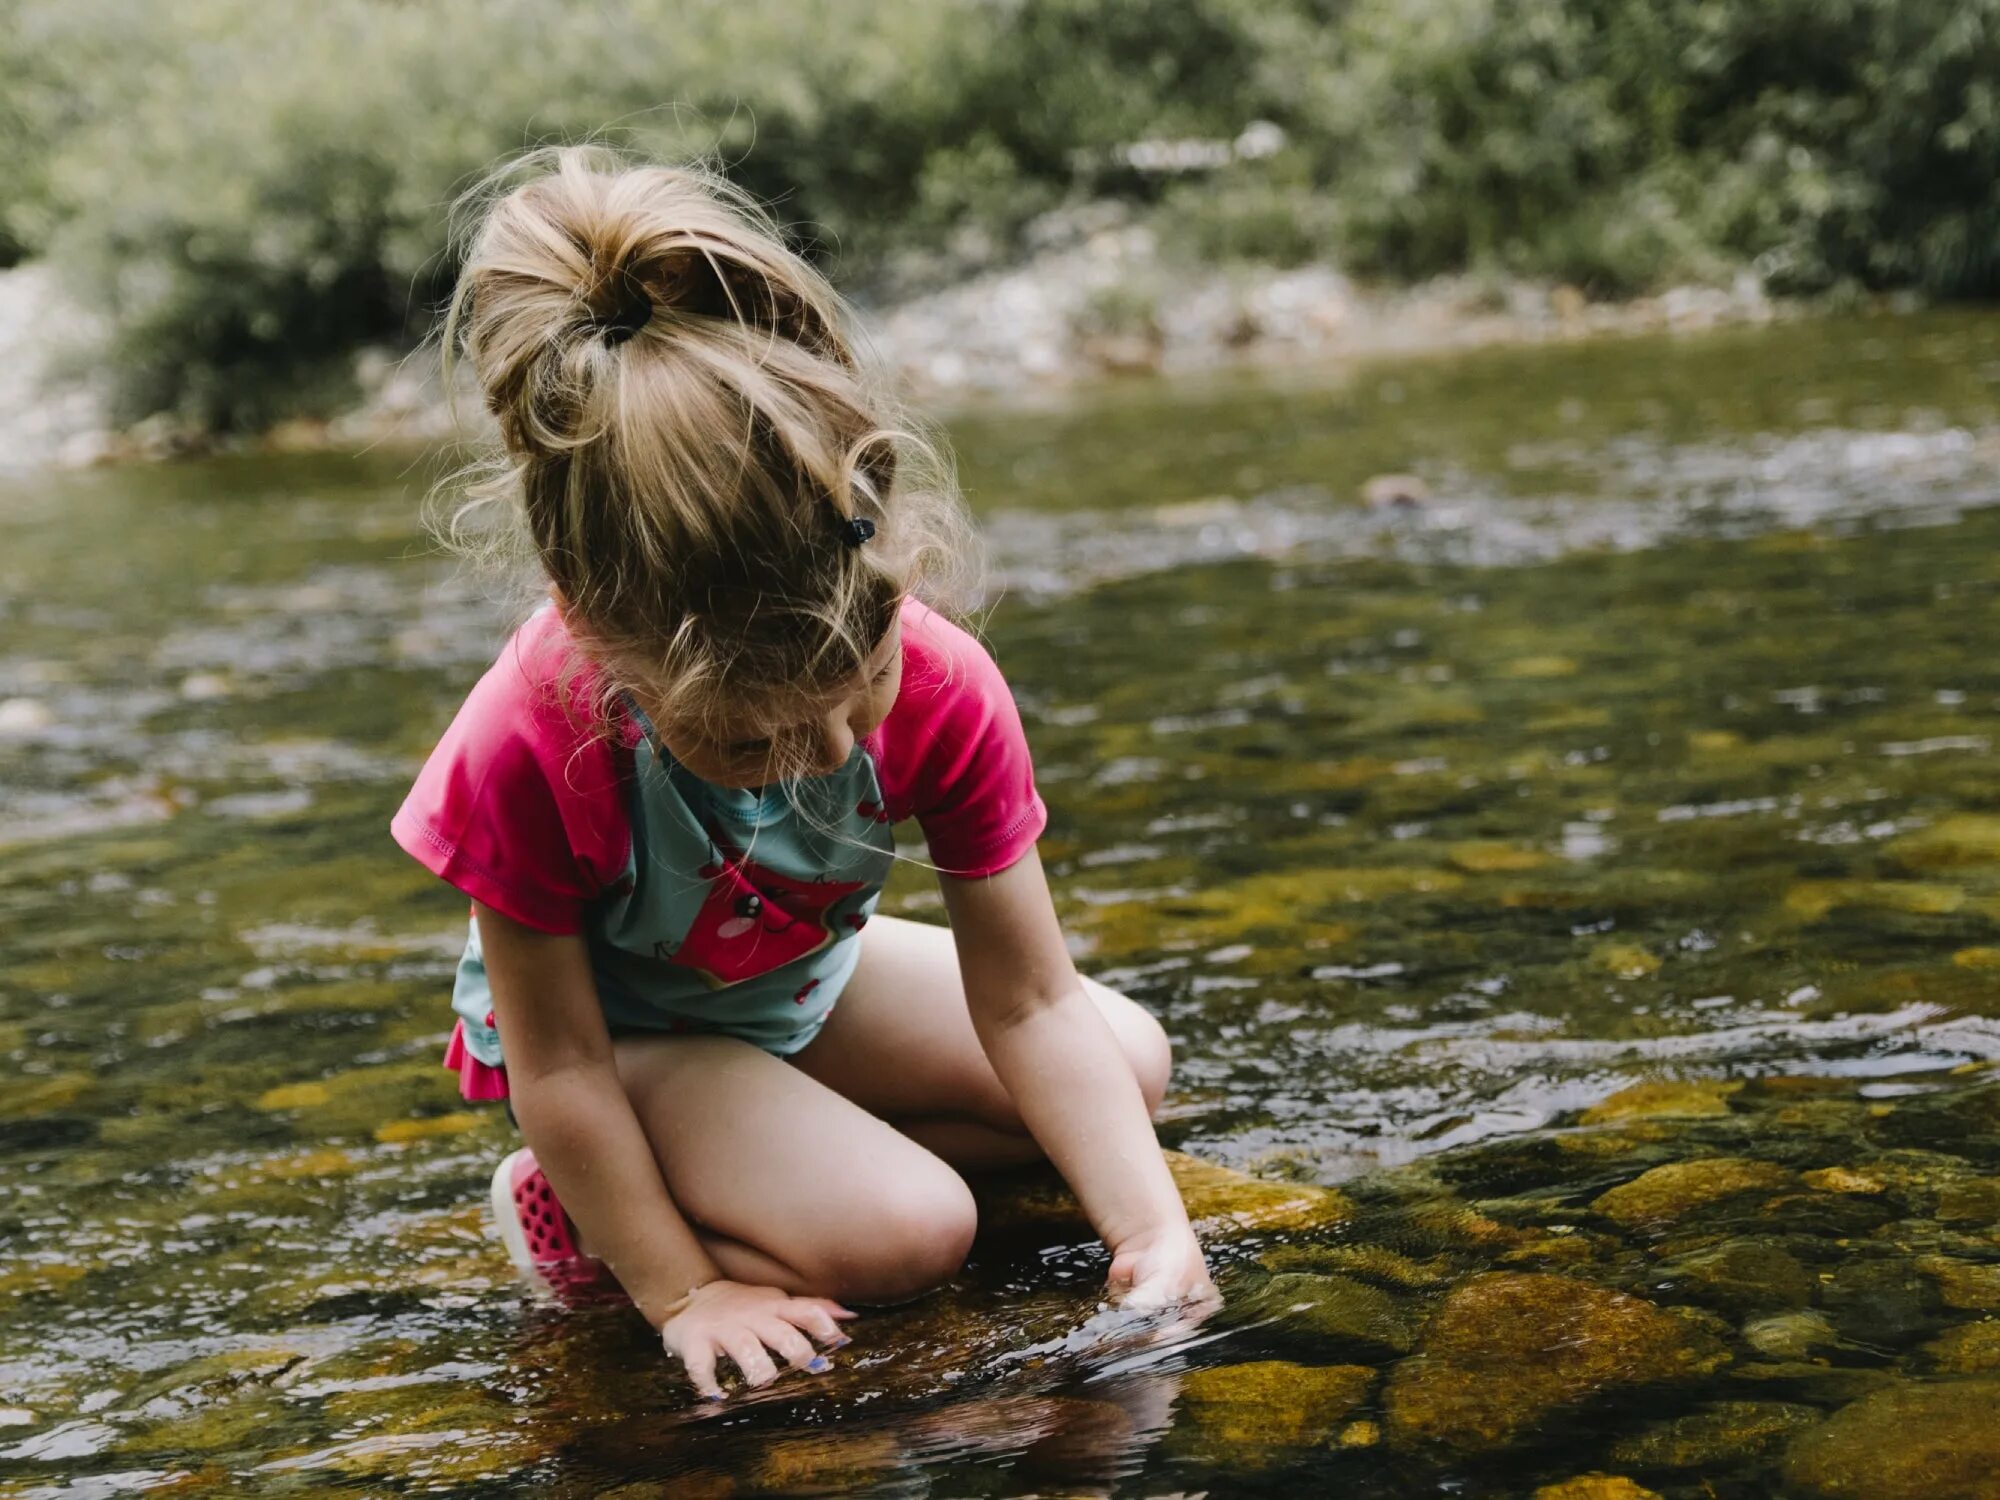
[654,619,904,788]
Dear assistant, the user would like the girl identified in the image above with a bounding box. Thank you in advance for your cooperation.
[393,145,1213,1401]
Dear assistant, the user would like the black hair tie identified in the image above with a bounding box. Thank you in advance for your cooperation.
[838,515,876,547]
[598,293,653,347]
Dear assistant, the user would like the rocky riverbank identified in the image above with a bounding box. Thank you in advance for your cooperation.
[0,206,1793,474]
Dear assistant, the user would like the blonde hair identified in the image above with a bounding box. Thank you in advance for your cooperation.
[433,143,975,762]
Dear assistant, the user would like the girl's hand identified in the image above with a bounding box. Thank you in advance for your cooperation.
[1106,1223,1218,1311]
[658,1280,855,1400]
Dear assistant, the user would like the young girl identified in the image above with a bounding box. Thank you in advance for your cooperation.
[392,146,1213,1401]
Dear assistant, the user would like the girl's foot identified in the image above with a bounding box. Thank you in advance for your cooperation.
[488,1147,621,1302]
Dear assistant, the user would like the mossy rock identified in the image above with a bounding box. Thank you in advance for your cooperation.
[1580,1079,1741,1125]
[1607,1399,1819,1470]
[1170,1360,1372,1464]
[1935,1178,2000,1226]
[1922,1257,2000,1312]
[1236,1271,1420,1356]
[1532,1477,1661,1500]
[1592,1159,1796,1231]
[1645,1238,1814,1315]
[975,1150,1349,1241]
[1822,1257,1944,1346]
[1885,815,2000,870]
[1923,1321,2000,1375]
[1381,1273,1729,1453]
[1782,1377,2000,1499]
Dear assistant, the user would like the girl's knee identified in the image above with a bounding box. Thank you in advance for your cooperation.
[1100,991,1171,1117]
[827,1168,977,1305]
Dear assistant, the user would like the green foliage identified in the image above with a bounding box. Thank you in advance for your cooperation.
[5,0,1997,426]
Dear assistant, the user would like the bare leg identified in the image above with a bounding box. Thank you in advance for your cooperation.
[789,915,1172,1170]
[610,1032,978,1304]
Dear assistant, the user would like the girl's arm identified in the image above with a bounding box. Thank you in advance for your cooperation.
[474,903,849,1395]
[939,853,1213,1306]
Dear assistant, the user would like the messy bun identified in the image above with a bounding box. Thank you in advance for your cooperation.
[431,143,975,754]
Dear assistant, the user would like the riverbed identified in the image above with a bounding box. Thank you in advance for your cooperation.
[4,311,2000,1497]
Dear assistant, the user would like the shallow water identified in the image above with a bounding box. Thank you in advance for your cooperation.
[4,311,2000,1497]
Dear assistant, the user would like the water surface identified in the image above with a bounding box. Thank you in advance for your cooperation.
[4,311,2000,1497]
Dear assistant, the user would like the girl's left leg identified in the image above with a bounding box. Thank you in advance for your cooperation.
[787,914,1171,1169]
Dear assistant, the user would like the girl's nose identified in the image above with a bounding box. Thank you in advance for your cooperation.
[810,712,854,774]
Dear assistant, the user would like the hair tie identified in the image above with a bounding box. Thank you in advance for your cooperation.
[598,294,652,347]
[837,516,876,548]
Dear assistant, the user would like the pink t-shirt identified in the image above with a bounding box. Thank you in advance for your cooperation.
[392,597,1047,937]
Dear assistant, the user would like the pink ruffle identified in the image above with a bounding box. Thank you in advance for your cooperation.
[443,1019,511,1101]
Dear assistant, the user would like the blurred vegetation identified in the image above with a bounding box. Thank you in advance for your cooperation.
[2,0,1996,429]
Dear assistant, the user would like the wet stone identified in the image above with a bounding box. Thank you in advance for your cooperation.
[1239,1272,1420,1356]
[1592,1159,1796,1232]
[1580,1079,1742,1125]
[1936,1178,2000,1226]
[1742,1310,1842,1361]
[1923,1320,2000,1374]
[1923,1256,2000,1311]
[1728,1362,1900,1406]
[1532,1478,1662,1500]
[1646,1237,1814,1315]
[1822,1257,1943,1346]
[1607,1399,1820,1471]
[1382,1273,1728,1453]
[1783,1376,2000,1500]
[1170,1360,1373,1464]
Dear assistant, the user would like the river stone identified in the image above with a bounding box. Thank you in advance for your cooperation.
[1580,1079,1741,1125]
[1728,1362,1899,1406]
[1607,1399,1819,1470]
[1532,1478,1661,1500]
[1242,1272,1419,1355]
[1742,1310,1842,1361]
[1381,1273,1728,1453]
[1923,1321,2000,1374]
[975,1150,1348,1239]
[1885,814,2000,870]
[1822,1258,1942,1345]
[1646,1238,1813,1314]
[1922,1257,2000,1311]
[1592,1159,1796,1231]
[1936,1178,2000,1225]
[1171,1360,1372,1461]
[1258,1242,1452,1289]
[1782,1377,2000,1499]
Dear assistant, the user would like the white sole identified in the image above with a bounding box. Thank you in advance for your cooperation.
[488,1149,544,1286]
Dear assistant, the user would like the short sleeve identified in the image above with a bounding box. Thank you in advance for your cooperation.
[390,611,631,933]
[874,602,1048,878]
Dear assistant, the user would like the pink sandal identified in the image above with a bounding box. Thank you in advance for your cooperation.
[488,1148,621,1302]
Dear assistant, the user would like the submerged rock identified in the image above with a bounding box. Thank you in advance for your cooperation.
[1238,1271,1419,1355]
[1923,1320,2000,1375]
[1170,1360,1372,1464]
[1592,1158,1796,1231]
[1608,1399,1819,1470]
[1382,1273,1728,1453]
[1822,1258,1943,1346]
[1532,1478,1661,1500]
[1741,1310,1842,1361]
[1580,1079,1741,1125]
[1782,1377,2000,1499]
[1646,1237,1814,1314]
[975,1150,1349,1239]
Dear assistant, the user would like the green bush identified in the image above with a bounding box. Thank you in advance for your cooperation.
[5,0,1997,427]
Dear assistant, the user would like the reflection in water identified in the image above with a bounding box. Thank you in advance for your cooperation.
[5,313,2000,1495]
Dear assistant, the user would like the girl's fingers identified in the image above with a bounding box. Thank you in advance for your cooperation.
[679,1340,725,1402]
[760,1318,825,1373]
[808,1297,858,1321]
[777,1300,850,1347]
[722,1334,780,1389]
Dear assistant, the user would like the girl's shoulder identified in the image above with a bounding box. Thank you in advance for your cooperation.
[871,599,1047,877]
[390,603,635,934]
